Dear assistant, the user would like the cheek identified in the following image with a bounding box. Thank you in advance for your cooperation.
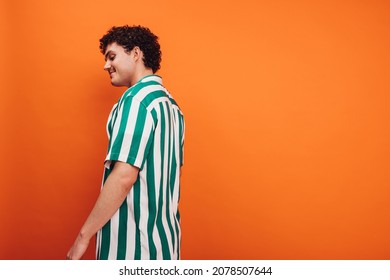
[115,62,126,72]
[121,66,133,76]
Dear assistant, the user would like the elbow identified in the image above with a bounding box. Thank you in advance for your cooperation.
[113,161,139,194]
[120,176,135,193]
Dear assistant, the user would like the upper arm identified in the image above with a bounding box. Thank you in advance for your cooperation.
[110,161,140,190]
[105,96,155,170]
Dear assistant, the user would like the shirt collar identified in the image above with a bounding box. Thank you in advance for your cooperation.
[139,74,163,84]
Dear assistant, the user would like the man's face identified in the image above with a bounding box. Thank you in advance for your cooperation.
[103,42,135,87]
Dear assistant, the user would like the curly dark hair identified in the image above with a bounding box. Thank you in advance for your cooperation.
[99,25,162,73]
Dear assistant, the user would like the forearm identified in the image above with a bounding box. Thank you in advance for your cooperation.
[67,162,139,260]
[79,162,138,240]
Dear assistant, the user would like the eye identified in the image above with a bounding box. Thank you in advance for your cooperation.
[109,55,116,61]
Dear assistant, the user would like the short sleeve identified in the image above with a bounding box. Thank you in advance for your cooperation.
[104,96,155,170]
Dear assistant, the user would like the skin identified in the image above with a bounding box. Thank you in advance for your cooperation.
[103,42,153,88]
[67,42,154,260]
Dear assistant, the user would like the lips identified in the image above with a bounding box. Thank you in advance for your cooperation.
[109,70,116,78]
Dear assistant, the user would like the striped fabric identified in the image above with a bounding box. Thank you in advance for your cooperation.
[96,75,185,260]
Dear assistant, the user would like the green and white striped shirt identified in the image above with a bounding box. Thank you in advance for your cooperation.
[96,75,185,260]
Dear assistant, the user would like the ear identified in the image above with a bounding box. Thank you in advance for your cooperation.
[132,46,143,62]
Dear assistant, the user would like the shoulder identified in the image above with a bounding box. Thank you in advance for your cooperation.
[130,81,169,110]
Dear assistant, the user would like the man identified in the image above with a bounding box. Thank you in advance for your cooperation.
[67,25,185,260]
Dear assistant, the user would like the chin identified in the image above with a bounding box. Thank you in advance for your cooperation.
[110,80,124,87]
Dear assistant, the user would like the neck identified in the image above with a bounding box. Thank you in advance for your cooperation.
[129,68,154,87]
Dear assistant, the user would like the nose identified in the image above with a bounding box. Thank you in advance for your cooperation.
[104,60,111,71]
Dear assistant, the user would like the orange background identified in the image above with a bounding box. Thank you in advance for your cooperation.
[1,0,390,259]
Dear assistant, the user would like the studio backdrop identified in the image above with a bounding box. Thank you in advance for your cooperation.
[1,0,390,259]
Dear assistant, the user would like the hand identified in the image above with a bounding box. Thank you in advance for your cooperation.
[67,234,90,260]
